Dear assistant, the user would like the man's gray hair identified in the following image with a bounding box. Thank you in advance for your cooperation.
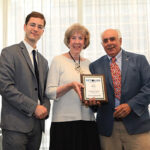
[101,29,122,40]
[116,29,122,39]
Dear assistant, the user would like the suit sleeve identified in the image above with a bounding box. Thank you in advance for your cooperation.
[128,55,150,117]
[89,63,94,74]
[89,63,99,112]
[0,48,37,117]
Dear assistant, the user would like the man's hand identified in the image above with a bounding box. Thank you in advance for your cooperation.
[34,105,48,119]
[113,103,131,118]
[84,97,101,106]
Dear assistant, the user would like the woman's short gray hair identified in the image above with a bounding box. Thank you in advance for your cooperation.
[64,23,90,49]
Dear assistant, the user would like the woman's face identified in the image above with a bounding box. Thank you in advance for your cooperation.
[69,32,85,54]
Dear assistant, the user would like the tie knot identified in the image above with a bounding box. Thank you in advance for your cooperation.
[111,57,116,63]
[32,50,36,56]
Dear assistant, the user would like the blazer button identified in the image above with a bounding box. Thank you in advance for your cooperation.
[35,88,38,91]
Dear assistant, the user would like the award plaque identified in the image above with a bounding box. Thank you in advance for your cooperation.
[80,74,108,102]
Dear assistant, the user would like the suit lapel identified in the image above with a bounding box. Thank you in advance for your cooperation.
[37,53,43,87]
[121,50,130,87]
[104,56,113,88]
[104,56,115,107]
[37,53,44,100]
[19,42,35,76]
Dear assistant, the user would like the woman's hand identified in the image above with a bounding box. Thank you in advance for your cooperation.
[56,81,84,100]
[71,81,84,100]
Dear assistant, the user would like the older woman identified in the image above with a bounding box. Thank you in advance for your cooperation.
[46,23,100,150]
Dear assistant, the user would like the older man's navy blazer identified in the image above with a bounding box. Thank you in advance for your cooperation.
[90,50,150,136]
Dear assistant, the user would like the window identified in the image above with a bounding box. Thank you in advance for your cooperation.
[0,0,150,149]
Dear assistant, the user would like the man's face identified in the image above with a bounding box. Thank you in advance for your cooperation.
[24,17,44,44]
[101,29,122,57]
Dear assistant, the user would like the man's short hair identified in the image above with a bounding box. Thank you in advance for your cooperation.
[25,11,46,27]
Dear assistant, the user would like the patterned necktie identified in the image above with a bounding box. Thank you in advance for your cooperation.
[110,57,121,100]
[32,50,41,101]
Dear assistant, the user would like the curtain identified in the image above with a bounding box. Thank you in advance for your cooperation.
[82,0,150,61]
[0,0,150,149]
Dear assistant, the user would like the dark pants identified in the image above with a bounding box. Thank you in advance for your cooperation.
[2,119,42,150]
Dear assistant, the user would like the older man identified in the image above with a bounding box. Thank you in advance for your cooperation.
[90,29,150,150]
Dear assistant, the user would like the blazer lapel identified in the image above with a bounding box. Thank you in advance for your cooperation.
[104,56,113,88]
[19,42,35,76]
[37,53,44,100]
[104,56,115,107]
[121,50,130,87]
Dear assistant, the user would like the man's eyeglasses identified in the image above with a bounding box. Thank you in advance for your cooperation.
[29,23,44,30]
[102,37,116,43]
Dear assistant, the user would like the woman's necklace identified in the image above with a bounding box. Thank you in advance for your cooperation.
[68,51,83,74]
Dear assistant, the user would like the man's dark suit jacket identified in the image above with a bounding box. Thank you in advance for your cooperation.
[90,50,150,136]
[0,41,50,133]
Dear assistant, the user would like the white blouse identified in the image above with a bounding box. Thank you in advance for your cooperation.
[46,54,95,122]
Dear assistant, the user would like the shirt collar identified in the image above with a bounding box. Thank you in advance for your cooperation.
[23,40,38,54]
[107,49,122,61]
